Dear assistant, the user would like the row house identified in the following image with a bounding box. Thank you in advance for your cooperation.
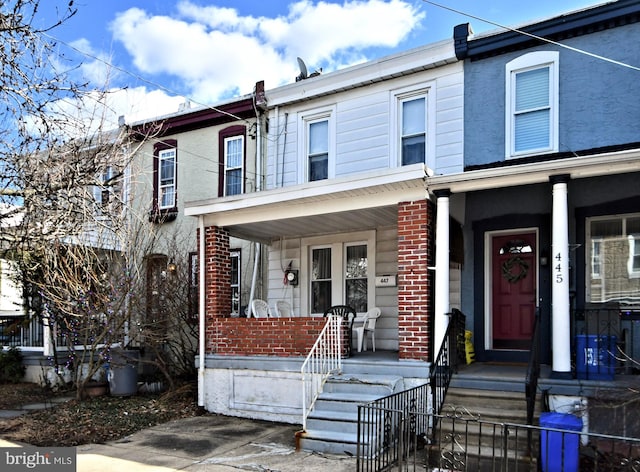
[129,96,262,323]
[185,0,640,448]
[186,36,463,424]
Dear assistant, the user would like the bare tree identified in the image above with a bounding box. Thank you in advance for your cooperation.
[0,1,198,398]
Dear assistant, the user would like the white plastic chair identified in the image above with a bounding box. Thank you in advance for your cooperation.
[275,300,293,317]
[354,307,381,352]
[251,299,271,318]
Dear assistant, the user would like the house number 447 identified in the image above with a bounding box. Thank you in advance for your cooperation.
[555,253,563,283]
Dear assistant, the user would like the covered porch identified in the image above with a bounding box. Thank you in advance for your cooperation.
[186,164,437,361]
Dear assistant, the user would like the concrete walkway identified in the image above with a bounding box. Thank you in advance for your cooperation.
[1,413,356,471]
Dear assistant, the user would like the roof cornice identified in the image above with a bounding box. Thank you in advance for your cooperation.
[265,40,457,107]
[456,0,640,60]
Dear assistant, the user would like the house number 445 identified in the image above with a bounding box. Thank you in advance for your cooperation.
[555,253,564,283]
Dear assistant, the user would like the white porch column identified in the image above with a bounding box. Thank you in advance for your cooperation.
[434,189,451,351]
[550,175,572,378]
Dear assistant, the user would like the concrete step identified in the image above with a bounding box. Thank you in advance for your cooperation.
[300,371,401,455]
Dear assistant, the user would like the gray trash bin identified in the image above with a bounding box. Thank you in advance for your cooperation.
[108,349,139,396]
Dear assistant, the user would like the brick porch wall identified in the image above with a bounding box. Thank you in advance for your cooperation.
[397,199,434,362]
[202,226,231,354]
[201,225,347,357]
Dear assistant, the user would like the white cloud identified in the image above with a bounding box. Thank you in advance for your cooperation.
[110,0,424,103]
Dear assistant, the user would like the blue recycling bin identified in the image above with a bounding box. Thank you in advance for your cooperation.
[576,335,617,380]
[540,412,582,472]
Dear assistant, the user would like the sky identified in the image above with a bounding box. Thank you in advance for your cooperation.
[35,0,604,127]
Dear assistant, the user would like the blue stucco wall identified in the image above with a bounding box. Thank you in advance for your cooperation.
[464,22,640,167]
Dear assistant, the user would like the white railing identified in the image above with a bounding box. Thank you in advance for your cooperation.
[301,314,343,430]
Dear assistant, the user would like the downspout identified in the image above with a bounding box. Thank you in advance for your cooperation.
[247,97,265,317]
[198,215,206,407]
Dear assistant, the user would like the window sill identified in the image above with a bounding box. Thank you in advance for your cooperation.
[148,208,178,224]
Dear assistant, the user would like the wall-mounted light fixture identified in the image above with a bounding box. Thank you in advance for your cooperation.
[167,261,177,273]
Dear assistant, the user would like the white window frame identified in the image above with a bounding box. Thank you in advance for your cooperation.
[390,83,435,169]
[300,231,376,316]
[297,106,336,184]
[158,148,176,209]
[505,51,559,159]
[628,235,640,279]
[230,250,241,315]
[224,135,244,196]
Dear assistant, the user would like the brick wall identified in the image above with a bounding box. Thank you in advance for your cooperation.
[202,226,231,353]
[211,318,330,356]
[397,199,434,361]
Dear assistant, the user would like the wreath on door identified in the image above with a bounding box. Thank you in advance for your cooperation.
[501,255,529,283]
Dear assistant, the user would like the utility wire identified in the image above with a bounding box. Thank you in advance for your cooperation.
[422,0,640,72]
[41,31,256,124]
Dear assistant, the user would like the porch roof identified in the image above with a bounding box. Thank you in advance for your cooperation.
[185,164,429,242]
[427,148,640,194]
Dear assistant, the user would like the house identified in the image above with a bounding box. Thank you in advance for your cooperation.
[185,35,464,425]
[448,0,640,372]
[186,0,640,446]
[128,91,263,320]
[440,0,640,438]
[3,93,264,387]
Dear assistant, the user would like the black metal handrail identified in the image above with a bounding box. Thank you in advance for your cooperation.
[431,309,466,419]
[525,307,541,426]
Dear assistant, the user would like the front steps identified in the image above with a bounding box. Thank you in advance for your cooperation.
[430,384,541,470]
[297,355,429,455]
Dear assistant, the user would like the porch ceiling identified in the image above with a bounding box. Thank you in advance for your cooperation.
[185,164,428,242]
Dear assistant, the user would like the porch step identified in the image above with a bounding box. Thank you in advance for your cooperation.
[433,386,540,464]
[298,372,404,455]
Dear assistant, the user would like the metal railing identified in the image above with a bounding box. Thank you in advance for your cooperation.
[0,316,44,348]
[356,310,463,471]
[431,310,465,422]
[525,308,541,426]
[301,314,343,430]
[356,383,430,472]
[360,403,640,472]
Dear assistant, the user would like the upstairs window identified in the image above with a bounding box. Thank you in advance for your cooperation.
[308,119,328,181]
[299,107,334,184]
[151,139,178,222]
[159,149,176,209]
[218,125,246,197]
[506,51,559,158]
[224,136,244,196]
[401,96,426,166]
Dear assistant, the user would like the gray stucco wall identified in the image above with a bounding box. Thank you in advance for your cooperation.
[464,23,640,167]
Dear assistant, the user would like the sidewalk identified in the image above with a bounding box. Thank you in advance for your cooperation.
[1,413,357,471]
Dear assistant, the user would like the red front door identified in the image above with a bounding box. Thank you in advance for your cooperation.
[491,232,537,350]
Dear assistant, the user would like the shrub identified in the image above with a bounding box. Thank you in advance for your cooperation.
[0,347,25,383]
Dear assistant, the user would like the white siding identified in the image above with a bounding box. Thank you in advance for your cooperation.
[264,227,400,350]
[265,62,464,189]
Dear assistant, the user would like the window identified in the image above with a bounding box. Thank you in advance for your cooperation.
[345,244,368,312]
[224,137,244,196]
[230,250,241,316]
[303,231,375,315]
[159,149,176,209]
[299,108,334,183]
[188,252,198,322]
[401,96,426,166]
[218,126,246,197]
[506,52,559,158]
[308,119,328,181]
[311,247,332,314]
[586,214,640,306]
[152,139,178,222]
